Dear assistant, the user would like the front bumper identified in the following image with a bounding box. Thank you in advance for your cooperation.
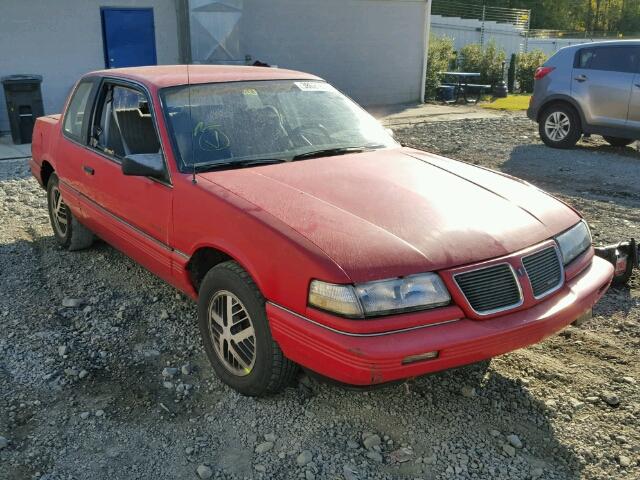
[268,256,613,386]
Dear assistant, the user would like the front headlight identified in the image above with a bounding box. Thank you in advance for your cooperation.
[555,220,592,265]
[308,273,451,318]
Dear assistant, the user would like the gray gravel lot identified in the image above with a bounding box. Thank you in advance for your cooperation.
[1,114,638,480]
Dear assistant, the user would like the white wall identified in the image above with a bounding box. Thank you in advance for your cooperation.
[431,14,527,57]
[190,0,429,106]
[526,38,596,56]
[431,14,602,60]
[0,0,181,133]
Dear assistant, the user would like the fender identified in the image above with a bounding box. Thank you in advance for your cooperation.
[536,94,587,128]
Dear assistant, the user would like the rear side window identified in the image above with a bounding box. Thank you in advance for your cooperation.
[63,81,93,140]
[576,46,640,73]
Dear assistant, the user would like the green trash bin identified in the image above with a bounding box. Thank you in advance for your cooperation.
[2,74,44,144]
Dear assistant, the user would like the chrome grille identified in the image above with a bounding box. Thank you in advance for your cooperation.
[522,246,563,298]
[454,264,522,314]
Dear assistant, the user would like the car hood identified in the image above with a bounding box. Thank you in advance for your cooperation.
[198,148,580,282]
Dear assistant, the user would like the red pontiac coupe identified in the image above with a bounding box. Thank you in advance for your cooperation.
[30,66,614,396]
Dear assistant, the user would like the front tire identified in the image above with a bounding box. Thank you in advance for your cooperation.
[198,261,297,396]
[539,104,582,149]
[603,136,634,147]
[46,173,94,251]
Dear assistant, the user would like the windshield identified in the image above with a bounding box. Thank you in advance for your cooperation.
[160,79,396,171]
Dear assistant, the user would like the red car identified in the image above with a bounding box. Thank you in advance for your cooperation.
[31,66,614,396]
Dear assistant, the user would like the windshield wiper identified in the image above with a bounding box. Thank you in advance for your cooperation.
[193,158,286,172]
[291,145,383,161]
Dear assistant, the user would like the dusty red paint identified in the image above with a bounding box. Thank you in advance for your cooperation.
[30,65,614,386]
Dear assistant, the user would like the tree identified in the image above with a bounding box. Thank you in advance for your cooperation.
[451,0,640,34]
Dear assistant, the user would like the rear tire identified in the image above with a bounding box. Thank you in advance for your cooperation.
[539,104,582,149]
[46,173,94,251]
[198,261,298,396]
[603,136,634,147]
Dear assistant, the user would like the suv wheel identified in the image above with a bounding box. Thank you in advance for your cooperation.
[603,136,634,147]
[539,104,582,149]
[47,173,94,251]
[198,261,298,396]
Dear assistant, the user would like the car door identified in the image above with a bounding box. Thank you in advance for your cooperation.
[625,50,640,129]
[571,45,638,128]
[80,79,174,282]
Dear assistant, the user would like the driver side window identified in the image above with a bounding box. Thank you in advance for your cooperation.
[91,84,161,161]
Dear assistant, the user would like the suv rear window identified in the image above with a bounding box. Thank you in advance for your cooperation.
[576,46,640,73]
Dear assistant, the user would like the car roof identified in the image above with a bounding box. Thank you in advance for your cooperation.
[86,64,322,89]
[562,39,640,50]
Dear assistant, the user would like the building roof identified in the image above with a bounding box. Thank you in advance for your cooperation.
[88,65,321,89]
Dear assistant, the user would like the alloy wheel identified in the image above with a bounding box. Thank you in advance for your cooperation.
[544,111,571,142]
[50,185,68,237]
[207,290,257,376]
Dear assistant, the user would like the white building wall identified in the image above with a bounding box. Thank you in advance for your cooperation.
[190,0,429,106]
[0,0,181,133]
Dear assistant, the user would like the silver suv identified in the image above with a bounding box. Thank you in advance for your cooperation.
[528,40,640,149]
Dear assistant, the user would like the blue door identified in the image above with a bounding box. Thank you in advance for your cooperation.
[101,8,157,69]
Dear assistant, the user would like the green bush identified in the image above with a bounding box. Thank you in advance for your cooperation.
[459,43,483,75]
[459,40,506,85]
[481,41,507,85]
[516,50,548,93]
[424,35,454,100]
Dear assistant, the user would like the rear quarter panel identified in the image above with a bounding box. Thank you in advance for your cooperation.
[30,115,61,185]
[531,48,575,117]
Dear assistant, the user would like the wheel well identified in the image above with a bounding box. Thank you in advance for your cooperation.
[41,161,54,188]
[186,247,233,293]
[538,100,582,129]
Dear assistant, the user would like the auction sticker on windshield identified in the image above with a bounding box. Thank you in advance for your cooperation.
[294,81,335,92]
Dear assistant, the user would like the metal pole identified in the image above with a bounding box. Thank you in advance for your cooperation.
[420,0,433,103]
[524,9,531,53]
[176,0,192,63]
[480,5,486,48]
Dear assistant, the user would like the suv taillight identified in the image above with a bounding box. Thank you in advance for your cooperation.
[534,66,555,80]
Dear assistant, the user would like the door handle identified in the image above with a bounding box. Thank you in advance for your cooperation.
[574,75,588,82]
[83,165,95,175]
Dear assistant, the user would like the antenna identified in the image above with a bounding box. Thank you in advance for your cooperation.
[187,63,196,184]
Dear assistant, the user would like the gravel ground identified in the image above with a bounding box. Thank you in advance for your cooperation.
[1,114,639,480]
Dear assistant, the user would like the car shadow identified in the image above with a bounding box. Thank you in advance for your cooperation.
[299,361,584,479]
[502,143,640,206]
[2,233,585,479]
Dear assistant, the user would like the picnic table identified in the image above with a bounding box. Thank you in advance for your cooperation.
[438,72,490,104]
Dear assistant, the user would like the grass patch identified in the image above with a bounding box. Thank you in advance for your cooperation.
[481,94,531,111]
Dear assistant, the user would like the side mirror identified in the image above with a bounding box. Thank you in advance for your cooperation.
[122,153,165,179]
